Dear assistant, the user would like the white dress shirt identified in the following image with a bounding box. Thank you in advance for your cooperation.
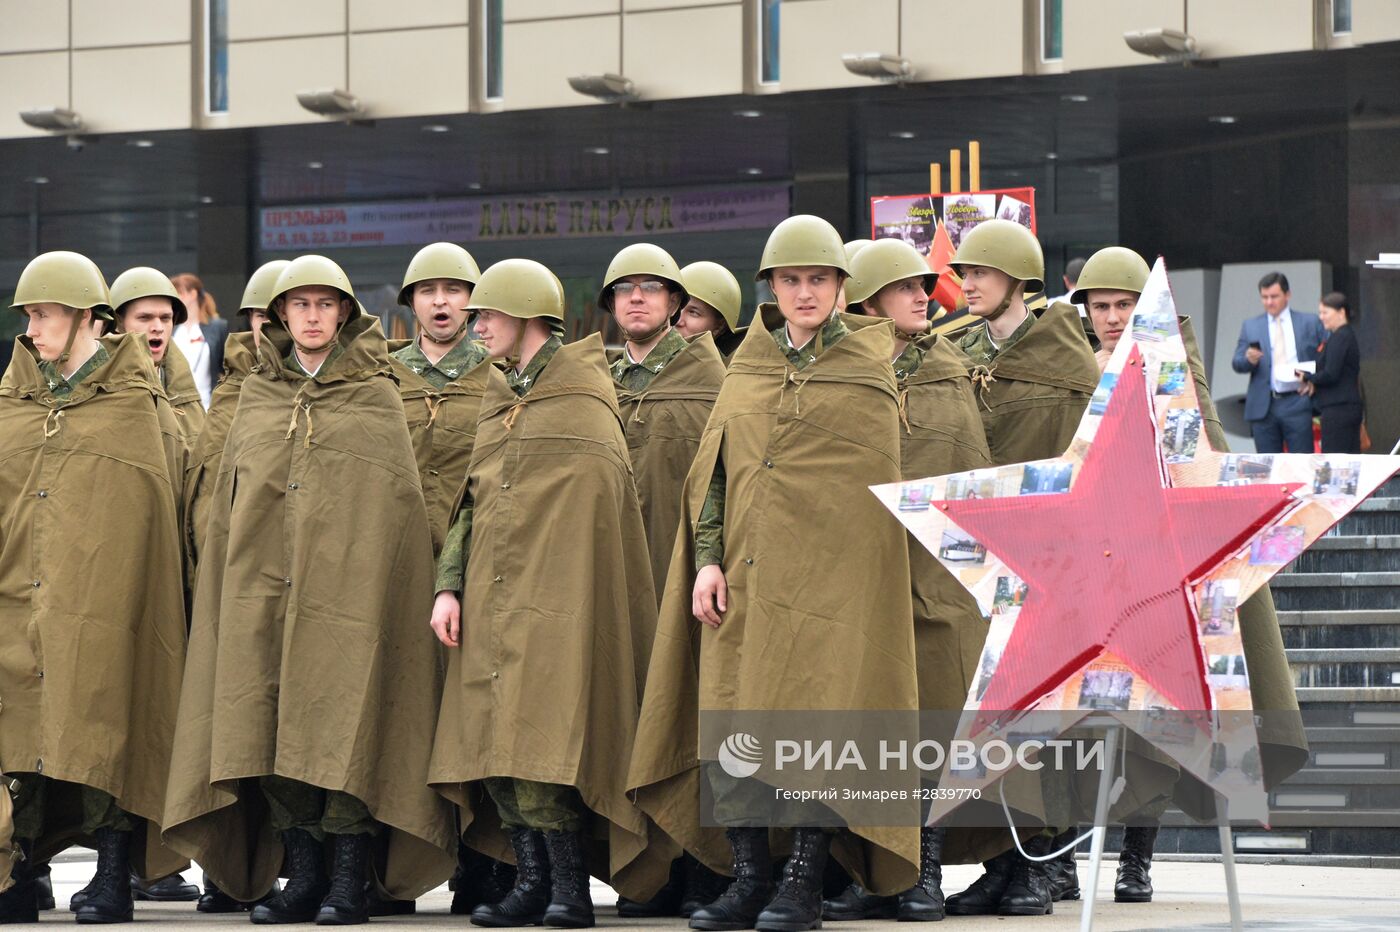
[1267,308,1301,394]
[172,317,213,407]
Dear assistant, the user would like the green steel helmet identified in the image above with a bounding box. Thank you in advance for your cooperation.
[109,266,185,325]
[398,242,482,307]
[845,239,937,306]
[948,219,1045,293]
[756,215,848,280]
[680,261,742,331]
[10,250,114,320]
[598,242,688,311]
[467,258,565,323]
[239,259,292,314]
[269,254,359,320]
[1069,247,1151,305]
[843,239,875,267]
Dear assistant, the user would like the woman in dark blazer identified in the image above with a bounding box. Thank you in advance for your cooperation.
[1300,291,1363,453]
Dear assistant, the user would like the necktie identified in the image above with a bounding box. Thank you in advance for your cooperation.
[1272,315,1289,389]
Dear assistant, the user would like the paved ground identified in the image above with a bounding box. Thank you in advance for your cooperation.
[46,856,1398,929]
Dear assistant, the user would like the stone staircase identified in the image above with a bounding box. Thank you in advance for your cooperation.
[1156,474,1400,859]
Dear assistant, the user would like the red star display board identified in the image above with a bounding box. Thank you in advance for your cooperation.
[871,258,1400,825]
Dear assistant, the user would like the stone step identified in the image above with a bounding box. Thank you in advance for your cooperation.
[1297,686,1400,703]
[1288,545,1400,573]
[1283,623,1400,649]
[1335,503,1400,536]
[1288,648,1400,662]
[1304,727,1400,744]
[1277,609,1400,625]
[1272,574,1400,611]
[1285,768,1400,786]
[1307,534,1400,550]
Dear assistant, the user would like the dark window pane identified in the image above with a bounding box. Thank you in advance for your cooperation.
[761,0,780,84]
[1334,0,1352,34]
[486,0,503,100]
[207,0,228,113]
[1043,0,1063,61]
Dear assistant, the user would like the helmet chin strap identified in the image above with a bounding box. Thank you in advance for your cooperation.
[56,309,95,367]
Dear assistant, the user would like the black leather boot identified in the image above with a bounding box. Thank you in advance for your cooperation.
[33,862,54,912]
[132,870,200,902]
[617,856,683,918]
[679,854,732,918]
[822,884,896,921]
[1047,828,1080,901]
[896,827,946,921]
[471,828,551,927]
[196,874,241,913]
[453,844,515,916]
[1114,826,1158,903]
[943,847,1016,916]
[315,833,370,925]
[755,828,830,932]
[250,828,329,924]
[689,828,773,931]
[996,835,1053,917]
[0,839,39,923]
[74,827,135,924]
[541,830,594,928]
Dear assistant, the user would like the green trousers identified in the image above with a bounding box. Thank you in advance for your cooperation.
[482,777,582,833]
[260,775,376,840]
[10,774,134,840]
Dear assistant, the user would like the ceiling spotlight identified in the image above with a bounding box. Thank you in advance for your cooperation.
[467,182,483,190]
[296,88,364,120]
[568,74,637,102]
[28,176,49,184]
[1209,115,1237,124]
[1061,94,1091,103]
[742,167,764,175]
[128,139,155,148]
[1123,28,1200,62]
[1045,152,1059,160]
[889,131,917,140]
[734,109,763,118]
[20,107,83,133]
[307,161,324,169]
[583,146,610,156]
[199,195,214,204]
[840,52,915,83]
[422,124,451,133]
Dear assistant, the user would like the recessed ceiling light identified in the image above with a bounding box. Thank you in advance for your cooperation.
[29,176,49,184]
[1045,152,1059,160]
[742,167,763,175]
[199,195,213,204]
[422,124,451,133]
[1209,115,1237,124]
[467,182,482,190]
[307,160,324,169]
[1061,94,1090,103]
[584,146,610,155]
[890,131,917,140]
[128,139,155,148]
[734,109,763,118]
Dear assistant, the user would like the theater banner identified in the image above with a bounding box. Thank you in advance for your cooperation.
[260,185,791,250]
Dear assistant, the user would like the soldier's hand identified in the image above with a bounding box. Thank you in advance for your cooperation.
[693,564,728,628]
[431,590,462,647]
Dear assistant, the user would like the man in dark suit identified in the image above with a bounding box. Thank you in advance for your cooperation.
[1231,271,1326,454]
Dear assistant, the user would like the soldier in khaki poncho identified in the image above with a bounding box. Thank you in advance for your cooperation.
[628,216,921,932]
[675,261,746,360]
[0,252,188,924]
[430,259,660,929]
[108,267,207,455]
[1070,246,1307,906]
[162,255,454,926]
[387,242,510,918]
[819,239,997,923]
[602,244,729,920]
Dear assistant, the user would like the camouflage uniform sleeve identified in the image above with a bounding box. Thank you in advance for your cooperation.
[434,496,474,594]
[693,458,726,571]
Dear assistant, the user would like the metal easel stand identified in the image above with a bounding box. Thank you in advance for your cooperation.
[1078,721,1243,932]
